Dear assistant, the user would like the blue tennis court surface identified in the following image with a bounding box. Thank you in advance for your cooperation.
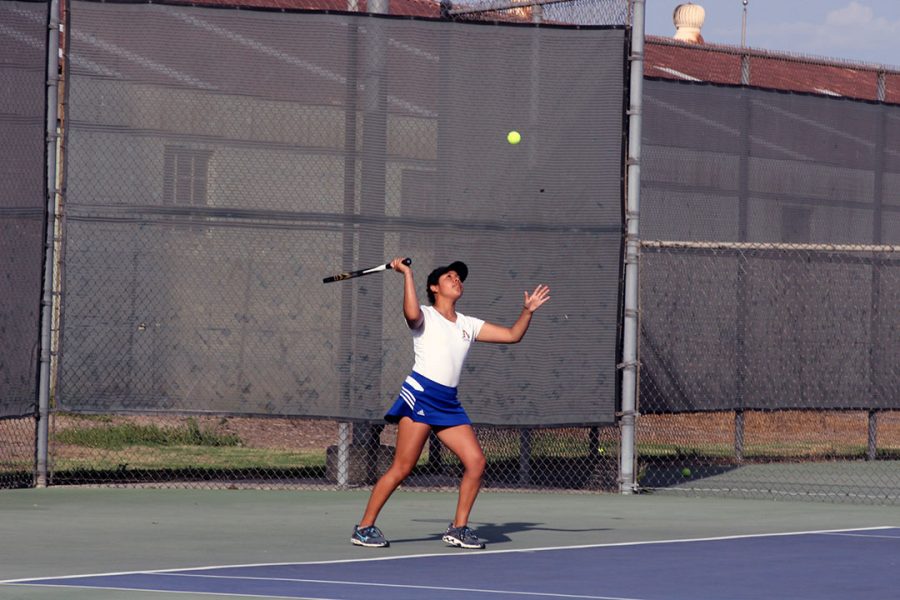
[5,527,898,599]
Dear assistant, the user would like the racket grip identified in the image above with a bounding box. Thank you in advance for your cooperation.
[383,257,413,271]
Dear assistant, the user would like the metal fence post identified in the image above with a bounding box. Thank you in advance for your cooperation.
[619,0,644,495]
[337,12,360,488]
[351,0,390,481]
[735,72,752,461]
[867,410,878,461]
[36,0,62,488]
[337,422,350,486]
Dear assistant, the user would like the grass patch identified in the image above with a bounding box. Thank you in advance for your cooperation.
[635,442,878,459]
[51,446,326,471]
[54,418,241,451]
[53,417,327,478]
[478,430,617,460]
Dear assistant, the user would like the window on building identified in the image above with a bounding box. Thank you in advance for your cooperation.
[163,146,212,231]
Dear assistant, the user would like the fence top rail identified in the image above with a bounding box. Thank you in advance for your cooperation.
[642,240,900,253]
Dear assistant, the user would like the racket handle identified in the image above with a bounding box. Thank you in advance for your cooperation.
[383,258,412,269]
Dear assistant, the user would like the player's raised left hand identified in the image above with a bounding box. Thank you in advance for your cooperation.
[524,284,551,313]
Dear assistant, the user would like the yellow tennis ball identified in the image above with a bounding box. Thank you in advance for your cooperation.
[507,130,521,145]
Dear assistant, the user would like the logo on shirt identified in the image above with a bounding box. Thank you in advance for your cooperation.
[461,330,470,341]
[416,409,426,416]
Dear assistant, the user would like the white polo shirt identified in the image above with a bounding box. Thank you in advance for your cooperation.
[411,305,485,388]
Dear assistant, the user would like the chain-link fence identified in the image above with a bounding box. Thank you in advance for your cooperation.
[47,415,619,490]
[9,0,900,505]
[1,0,48,418]
[0,0,50,488]
[447,0,628,25]
[162,0,630,26]
[0,418,37,488]
[37,0,628,491]
[637,242,900,504]
[636,50,900,504]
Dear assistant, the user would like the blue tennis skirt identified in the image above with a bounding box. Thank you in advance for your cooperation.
[384,371,471,427]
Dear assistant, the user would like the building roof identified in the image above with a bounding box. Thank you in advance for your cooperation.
[644,36,900,105]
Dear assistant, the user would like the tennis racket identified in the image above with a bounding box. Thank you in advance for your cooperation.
[322,257,412,284]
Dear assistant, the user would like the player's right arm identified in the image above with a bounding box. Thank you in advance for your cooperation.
[391,257,423,328]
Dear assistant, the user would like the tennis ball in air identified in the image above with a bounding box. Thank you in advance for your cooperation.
[681,467,692,478]
[507,130,521,145]
[597,446,606,455]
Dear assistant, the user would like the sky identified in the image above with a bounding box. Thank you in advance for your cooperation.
[644,1,900,67]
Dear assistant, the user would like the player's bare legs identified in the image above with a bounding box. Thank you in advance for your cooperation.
[358,417,431,528]
[436,424,486,527]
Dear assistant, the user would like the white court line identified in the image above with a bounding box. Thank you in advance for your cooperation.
[1,578,646,600]
[154,572,640,600]
[820,531,900,540]
[0,583,335,600]
[1,526,895,586]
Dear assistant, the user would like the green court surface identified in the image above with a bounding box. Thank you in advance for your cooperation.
[1,488,898,599]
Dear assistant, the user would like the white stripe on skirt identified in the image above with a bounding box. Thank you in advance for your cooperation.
[399,388,416,409]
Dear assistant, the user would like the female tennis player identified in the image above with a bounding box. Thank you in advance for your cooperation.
[351,257,550,549]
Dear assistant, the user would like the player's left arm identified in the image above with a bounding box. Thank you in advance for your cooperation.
[475,284,550,344]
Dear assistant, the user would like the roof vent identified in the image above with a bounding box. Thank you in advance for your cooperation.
[673,3,705,44]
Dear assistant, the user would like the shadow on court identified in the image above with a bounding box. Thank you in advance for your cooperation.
[390,520,611,545]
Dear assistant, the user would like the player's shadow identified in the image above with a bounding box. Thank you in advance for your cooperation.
[390,520,610,545]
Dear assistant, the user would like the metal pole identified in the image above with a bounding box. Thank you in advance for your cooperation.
[734,409,745,461]
[351,0,389,480]
[740,1,751,86]
[337,422,350,486]
[529,2,541,170]
[735,54,752,460]
[337,19,360,488]
[36,0,62,488]
[619,0,644,495]
[514,0,541,485]
[741,0,748,48]
[867,410,878,461]
[869,84,886,442]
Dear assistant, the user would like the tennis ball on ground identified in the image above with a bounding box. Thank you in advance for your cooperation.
[507,130,521,145]
[681,467,692,477]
